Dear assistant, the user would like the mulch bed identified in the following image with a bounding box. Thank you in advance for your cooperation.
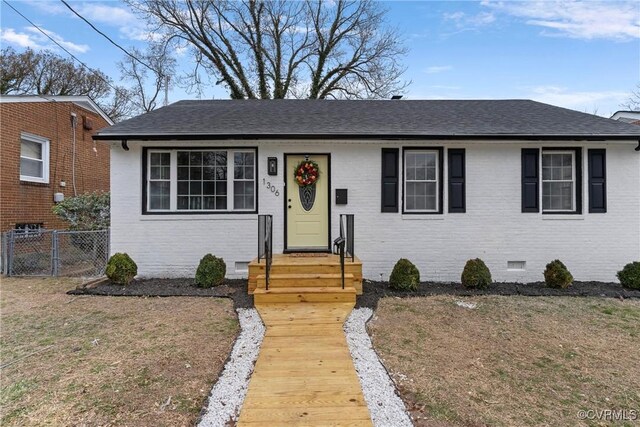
[356,280,640,309]
[69,277,640,311]
[68,278,253,309]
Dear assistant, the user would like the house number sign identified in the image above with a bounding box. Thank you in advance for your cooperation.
[262,178,280,197]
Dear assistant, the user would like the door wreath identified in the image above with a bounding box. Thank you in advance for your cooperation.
[294,160,319,211]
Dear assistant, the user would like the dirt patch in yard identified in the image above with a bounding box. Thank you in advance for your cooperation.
[357,280,640,309]
[1,277,239,427]
[368,295,640,426]
[69,278,253,308]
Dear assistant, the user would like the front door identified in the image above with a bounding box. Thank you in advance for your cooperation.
[285,154,330,251]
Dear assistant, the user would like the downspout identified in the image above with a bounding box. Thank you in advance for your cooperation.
[635,141,640,151]
[70,112,78,196]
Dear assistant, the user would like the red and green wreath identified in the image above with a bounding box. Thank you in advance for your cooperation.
[294,160,320,187]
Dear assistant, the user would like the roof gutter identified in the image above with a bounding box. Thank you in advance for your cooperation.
[93,133,640,142]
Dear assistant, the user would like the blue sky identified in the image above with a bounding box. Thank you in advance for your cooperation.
[1,0,639,116]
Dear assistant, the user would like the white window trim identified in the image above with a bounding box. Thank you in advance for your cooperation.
[146,148,257,213]
[20,132,50,183]
[232,149,257,212]
[147,150,172,212]
[541,150,576,213]
[403,149,439,213]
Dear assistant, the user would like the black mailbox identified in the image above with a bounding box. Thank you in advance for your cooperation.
[335,189,348,205]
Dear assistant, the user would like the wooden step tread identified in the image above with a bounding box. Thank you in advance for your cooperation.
[253,286,356,294]
[256,273,354,280]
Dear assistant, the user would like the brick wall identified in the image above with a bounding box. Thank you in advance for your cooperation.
[110,139,640,282]
[0,101,111,231]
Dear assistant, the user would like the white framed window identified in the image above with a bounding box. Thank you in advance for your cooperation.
[404,149,439,212]
[233,151,255,211]
[145,148,256,213]
[20,133,49,183]
[542,151,575,212]
[148,151,171,211]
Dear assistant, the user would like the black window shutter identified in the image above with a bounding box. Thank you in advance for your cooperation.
[588,149,606,213]
[521,148,539,212]
[448,149,465,212]
[381,148,399,212]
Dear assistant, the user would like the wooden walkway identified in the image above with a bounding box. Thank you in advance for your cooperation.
[237,302,372,426]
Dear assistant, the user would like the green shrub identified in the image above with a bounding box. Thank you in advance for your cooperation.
[461,258,492,289]
[544,260,573,289]
[195,254,226,288]
[105,253,137,285]
[52,191,110,230]
[617,261,640,289]
[389,258,420,291]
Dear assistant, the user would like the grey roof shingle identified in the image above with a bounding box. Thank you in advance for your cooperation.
[94,99,640,140]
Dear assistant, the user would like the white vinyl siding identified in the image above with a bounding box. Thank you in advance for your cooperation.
[542,151,575,212]
[20,133,49,183]
[404,150,438,212]
[146,149,256,212]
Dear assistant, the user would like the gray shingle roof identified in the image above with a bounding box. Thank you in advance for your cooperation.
[94,99,640,140]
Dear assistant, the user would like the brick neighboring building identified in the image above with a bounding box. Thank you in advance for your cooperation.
[0,95,113,231]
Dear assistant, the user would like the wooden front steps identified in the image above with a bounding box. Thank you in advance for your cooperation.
[248,253,363,296]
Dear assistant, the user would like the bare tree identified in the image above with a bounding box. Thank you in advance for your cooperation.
[117,43,176,114]
[128,0,408,99]
[0,47,137,121]
[620,83,640,111]
[0,47,111,99]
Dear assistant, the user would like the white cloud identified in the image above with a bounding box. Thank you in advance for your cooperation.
[527,85,628,113]
[0,28,47,49]
[425,65,453,74]
[443,11,496,29]
[1,26,89,53]
[25,0,155,42]
[482,1,640,40]
[26,27,89,53]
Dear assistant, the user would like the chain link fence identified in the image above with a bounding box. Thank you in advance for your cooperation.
[1,229,109,277]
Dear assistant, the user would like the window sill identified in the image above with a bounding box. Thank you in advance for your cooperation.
[542,215,584,220]
[20,179,49,186]
[401,215,445,220]
[140,213,257,221]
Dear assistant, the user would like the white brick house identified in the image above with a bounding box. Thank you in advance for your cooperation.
[95,100,640,283]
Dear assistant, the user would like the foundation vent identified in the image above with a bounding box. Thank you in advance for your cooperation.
[235,261,249,273]
[507,261,526,271]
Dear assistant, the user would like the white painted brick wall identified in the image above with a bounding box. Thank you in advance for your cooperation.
[110,140,640,282]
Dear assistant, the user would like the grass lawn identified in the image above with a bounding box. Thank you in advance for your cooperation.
[1,277,239,426]
[369,295,640,427]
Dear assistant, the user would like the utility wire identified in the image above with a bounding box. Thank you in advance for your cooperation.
[2,0,118,94]
[59,0,156,73]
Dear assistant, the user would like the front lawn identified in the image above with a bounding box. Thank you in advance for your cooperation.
[0,277,239,426]
[368,295,640,426]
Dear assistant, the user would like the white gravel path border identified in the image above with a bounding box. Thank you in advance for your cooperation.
[345,308,414,427]
[198,308,265,427]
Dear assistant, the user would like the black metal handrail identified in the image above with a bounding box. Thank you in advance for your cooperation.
[257,214,273,290]
[341,214,355,262]
[334,214,354,289]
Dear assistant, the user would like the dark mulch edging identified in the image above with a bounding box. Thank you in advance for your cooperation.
[356,280,640,309]
[68,278,253,309]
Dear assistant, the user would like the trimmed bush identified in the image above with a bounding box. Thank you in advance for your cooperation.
[544,260,573,289]
[461,258,492,289]
[389,258,420,291]
[105,252,137,285]
[195,254,226,288]
[617,261,640,290]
